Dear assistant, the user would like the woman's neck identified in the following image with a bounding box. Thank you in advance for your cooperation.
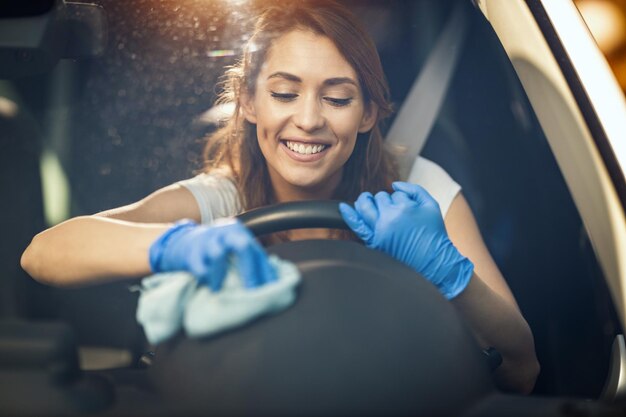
[265,166,343,241]
[269,170,342,203]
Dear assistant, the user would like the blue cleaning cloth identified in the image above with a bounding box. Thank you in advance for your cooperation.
[136,255,301,345]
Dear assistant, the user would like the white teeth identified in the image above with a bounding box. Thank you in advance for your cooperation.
[285,141,327,155]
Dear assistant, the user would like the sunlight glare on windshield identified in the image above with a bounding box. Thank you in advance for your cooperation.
[544,1,626,175]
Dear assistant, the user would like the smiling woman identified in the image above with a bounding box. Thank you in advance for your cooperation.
[243,31,376,200]
[202,3,396,221]
[19,0,538,395]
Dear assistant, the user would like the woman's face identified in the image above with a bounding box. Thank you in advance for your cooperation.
[241,29,376,200]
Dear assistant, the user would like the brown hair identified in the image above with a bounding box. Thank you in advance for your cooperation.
[203,0,398,241]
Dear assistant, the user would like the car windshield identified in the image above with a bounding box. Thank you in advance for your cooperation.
[1,0,621,405]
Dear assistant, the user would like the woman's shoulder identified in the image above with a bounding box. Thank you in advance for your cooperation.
[178,169,236,190]
[177,169,242,224]
[407,156,461,217]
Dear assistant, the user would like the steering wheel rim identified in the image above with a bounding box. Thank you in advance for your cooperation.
[236,200,350,236]
[152,201,496,415]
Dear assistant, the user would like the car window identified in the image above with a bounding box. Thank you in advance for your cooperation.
[407,1,618,397]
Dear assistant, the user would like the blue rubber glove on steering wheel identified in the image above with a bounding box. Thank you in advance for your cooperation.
[339,182,473,299]
[149,218,276,292]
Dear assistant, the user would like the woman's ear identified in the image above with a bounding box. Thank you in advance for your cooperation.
[358,103,378,133]
[240,90,258,124]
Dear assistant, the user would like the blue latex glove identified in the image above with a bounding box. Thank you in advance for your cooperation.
[149,218,276,292]
[339,182,473,299]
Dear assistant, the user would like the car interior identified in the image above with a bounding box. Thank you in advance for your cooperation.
[1,0,624,415]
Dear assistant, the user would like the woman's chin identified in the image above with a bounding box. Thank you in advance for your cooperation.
[289,178,327,192]
[281,175,336,197]
[268,163,341,198]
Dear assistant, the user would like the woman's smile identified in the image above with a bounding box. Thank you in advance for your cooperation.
[280,138,331,162]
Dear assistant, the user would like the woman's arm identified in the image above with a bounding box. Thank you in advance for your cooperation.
[340,185,540,394]
[445,193,540,394]
[20,184,200,286]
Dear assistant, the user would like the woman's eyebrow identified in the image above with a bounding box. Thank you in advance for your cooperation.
[323,77,358,87]
[267,72,357,87]
[267,72,301,82]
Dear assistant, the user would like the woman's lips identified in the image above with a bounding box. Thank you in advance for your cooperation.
[280,140,330,162]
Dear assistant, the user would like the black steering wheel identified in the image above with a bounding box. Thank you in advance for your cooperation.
[236,200,350,236]
[149,201,495,416]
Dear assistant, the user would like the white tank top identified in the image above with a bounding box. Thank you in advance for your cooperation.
[178,156,460,225]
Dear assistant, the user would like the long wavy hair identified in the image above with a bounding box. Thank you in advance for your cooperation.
[203,0,398,241]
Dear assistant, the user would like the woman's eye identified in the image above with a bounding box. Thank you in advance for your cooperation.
[324,97,353,107]
[270,92,298,102]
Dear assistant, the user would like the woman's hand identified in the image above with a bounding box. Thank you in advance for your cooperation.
[149,218,276,291]
[339,181,473,299]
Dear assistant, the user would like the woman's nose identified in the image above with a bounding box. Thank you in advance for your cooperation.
[292,95,325,132]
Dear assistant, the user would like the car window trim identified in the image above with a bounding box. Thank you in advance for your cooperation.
[525,0,626,212]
